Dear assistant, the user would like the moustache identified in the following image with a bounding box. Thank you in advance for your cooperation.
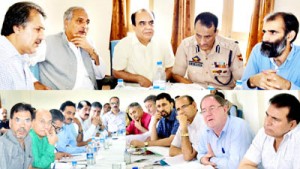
[261,37,286,58]
[17,127,27,133]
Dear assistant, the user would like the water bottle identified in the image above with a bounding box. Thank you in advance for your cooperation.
[86,142,95,165]
[207,85,215,90]
[99,133,105,150]
[115,79,125,90]
[153,61,166,90]
[234,80,243,90]
[92,137,98,160]
[71,161,77,169]
[124,149,131,164]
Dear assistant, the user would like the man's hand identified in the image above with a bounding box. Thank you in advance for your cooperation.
[130,140,145,148]
[0,127,7,134]
[177,114,188,130]
[55,152,72,160]
[200,144,216,168]
[91,116,101,126]
[134,119,143,130]
[71,34,99,65]
[34,81,51,90]
[46,126,58,145]
[249,70,291,90]
[154,112,163,122]
[137,75,152,87]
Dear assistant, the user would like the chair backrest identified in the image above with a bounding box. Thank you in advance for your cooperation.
[29,64,40,81]
[109,40,120,76]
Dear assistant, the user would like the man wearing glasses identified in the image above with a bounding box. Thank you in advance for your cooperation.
[30,109,58,169]
[197,94,253,169]
[0,103,34,169]
[102,96,126,135]
[169,95,205,161]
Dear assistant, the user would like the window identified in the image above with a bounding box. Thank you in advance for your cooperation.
[195,0,254,61]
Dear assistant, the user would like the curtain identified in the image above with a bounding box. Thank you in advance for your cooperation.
[171,0,193,54]
[245,0,274,62]
[110,0,128,41]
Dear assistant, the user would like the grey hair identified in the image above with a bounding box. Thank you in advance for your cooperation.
[63,6,85,21]
[128,102,142,109]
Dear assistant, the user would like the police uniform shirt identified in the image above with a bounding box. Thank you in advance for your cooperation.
[172,35,244,89]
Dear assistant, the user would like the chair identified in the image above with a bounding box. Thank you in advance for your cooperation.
[109,40,120,76]
[29,64,40,81]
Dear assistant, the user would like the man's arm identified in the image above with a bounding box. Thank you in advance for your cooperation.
[148,135,175,147]
[165,67,173,81]
[169,145,182,156]
[113,70,152,87]
[150,114,161,141]
[238,159,258,169]
[172,73,193,83]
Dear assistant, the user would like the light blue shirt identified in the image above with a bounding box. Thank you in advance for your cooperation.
[197,116,253,169]
[56,123,86,154]
[242,43,300,90]
[0,36,34,90]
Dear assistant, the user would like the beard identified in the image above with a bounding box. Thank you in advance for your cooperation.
[260,36,287,58]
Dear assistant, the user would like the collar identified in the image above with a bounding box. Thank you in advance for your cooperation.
[206,115,231,137]
[269,44,296,70]
[193,35,220,54]
[132,34,153,46]
[165,109,177,121]
[283,124,300,140]
[189,112,201,128]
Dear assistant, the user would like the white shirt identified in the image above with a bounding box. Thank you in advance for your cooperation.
[0,36,34,90]
[171,112,204,151]
[113,35,174,85]
[75,114,99,141]
[102,111,126,133]
[244,125,300,169]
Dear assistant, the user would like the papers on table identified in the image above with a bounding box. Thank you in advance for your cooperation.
[59,153,86,162]
[146,146,170,157]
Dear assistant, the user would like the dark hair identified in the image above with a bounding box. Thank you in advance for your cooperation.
[194,12,218,32]
[128,102,142,109]
[92,102,102,109]
[214,91,225,99]
[60,101,76,111]
[104,103,110,107]
[200,94,227,109]
[269,93,300,124]
[50,109,65,122]
[10,103,34,119]
[144,95,156,103]
[177,95,195,104]
[109,96,119,102]
[156,93,173,103]
[1,1,46,36]
[131,8,155,26]
[265,12,299,43]
[77,100,91,109]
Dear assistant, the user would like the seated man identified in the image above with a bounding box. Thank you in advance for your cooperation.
[113,8,174,87]
[169,95,204,161]
[239,93,300,169]
[0,108,9,135]
[198,94,253,169]
[126,102,151,135]
[242,12,300,90]
[30,109,58,169]
[0,103,34,169]
[39,6,106,90]
[75,100,101,141]
[102,97,126,135]
[172,12,243,90]
[131,93,179,147]
[56,101,86,154]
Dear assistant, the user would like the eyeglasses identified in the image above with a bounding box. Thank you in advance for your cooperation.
[52,123,63,134]
[201,105,223,114]
[176,103,192,112]
[110,102,119,105]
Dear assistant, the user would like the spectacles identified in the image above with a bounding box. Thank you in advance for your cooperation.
[110,102,119,105]
[52,123,63,134]
[201,105,223,114]
[176,103,192,112]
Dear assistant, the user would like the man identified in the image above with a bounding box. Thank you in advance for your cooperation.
[169,95,204,161]
[75,100,101,141]
[102,97,126,134]
[101,103,111,117]
[113,8,174,87]
[242,12,300,90]
[198,94,253,169]
[126,102,151,135]
[0,2,47,90]
[144,95,157,116]
[239,93,300,168]
[0,108,9,135]
[131,93,179,147]
[172,12,243,89]
[49,109,71,160]
[0,103,34,169]
[30,109,58,169]
[56,101,86,154]
[39,6,106,90]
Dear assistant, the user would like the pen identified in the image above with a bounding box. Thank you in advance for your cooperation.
[222,147,225,154]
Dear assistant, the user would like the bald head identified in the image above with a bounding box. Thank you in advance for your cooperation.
[32,109,52,138]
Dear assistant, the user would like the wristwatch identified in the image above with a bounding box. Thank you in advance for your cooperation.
[181,132,189,137]
[78,130,83,134]
[144,142,149,147]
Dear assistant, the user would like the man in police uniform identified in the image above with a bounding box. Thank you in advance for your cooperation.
[172,12,244,89]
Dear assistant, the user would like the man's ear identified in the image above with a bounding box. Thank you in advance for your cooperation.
[12,25,21,34]
[287,30,296,43]
[289,119,297,130]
